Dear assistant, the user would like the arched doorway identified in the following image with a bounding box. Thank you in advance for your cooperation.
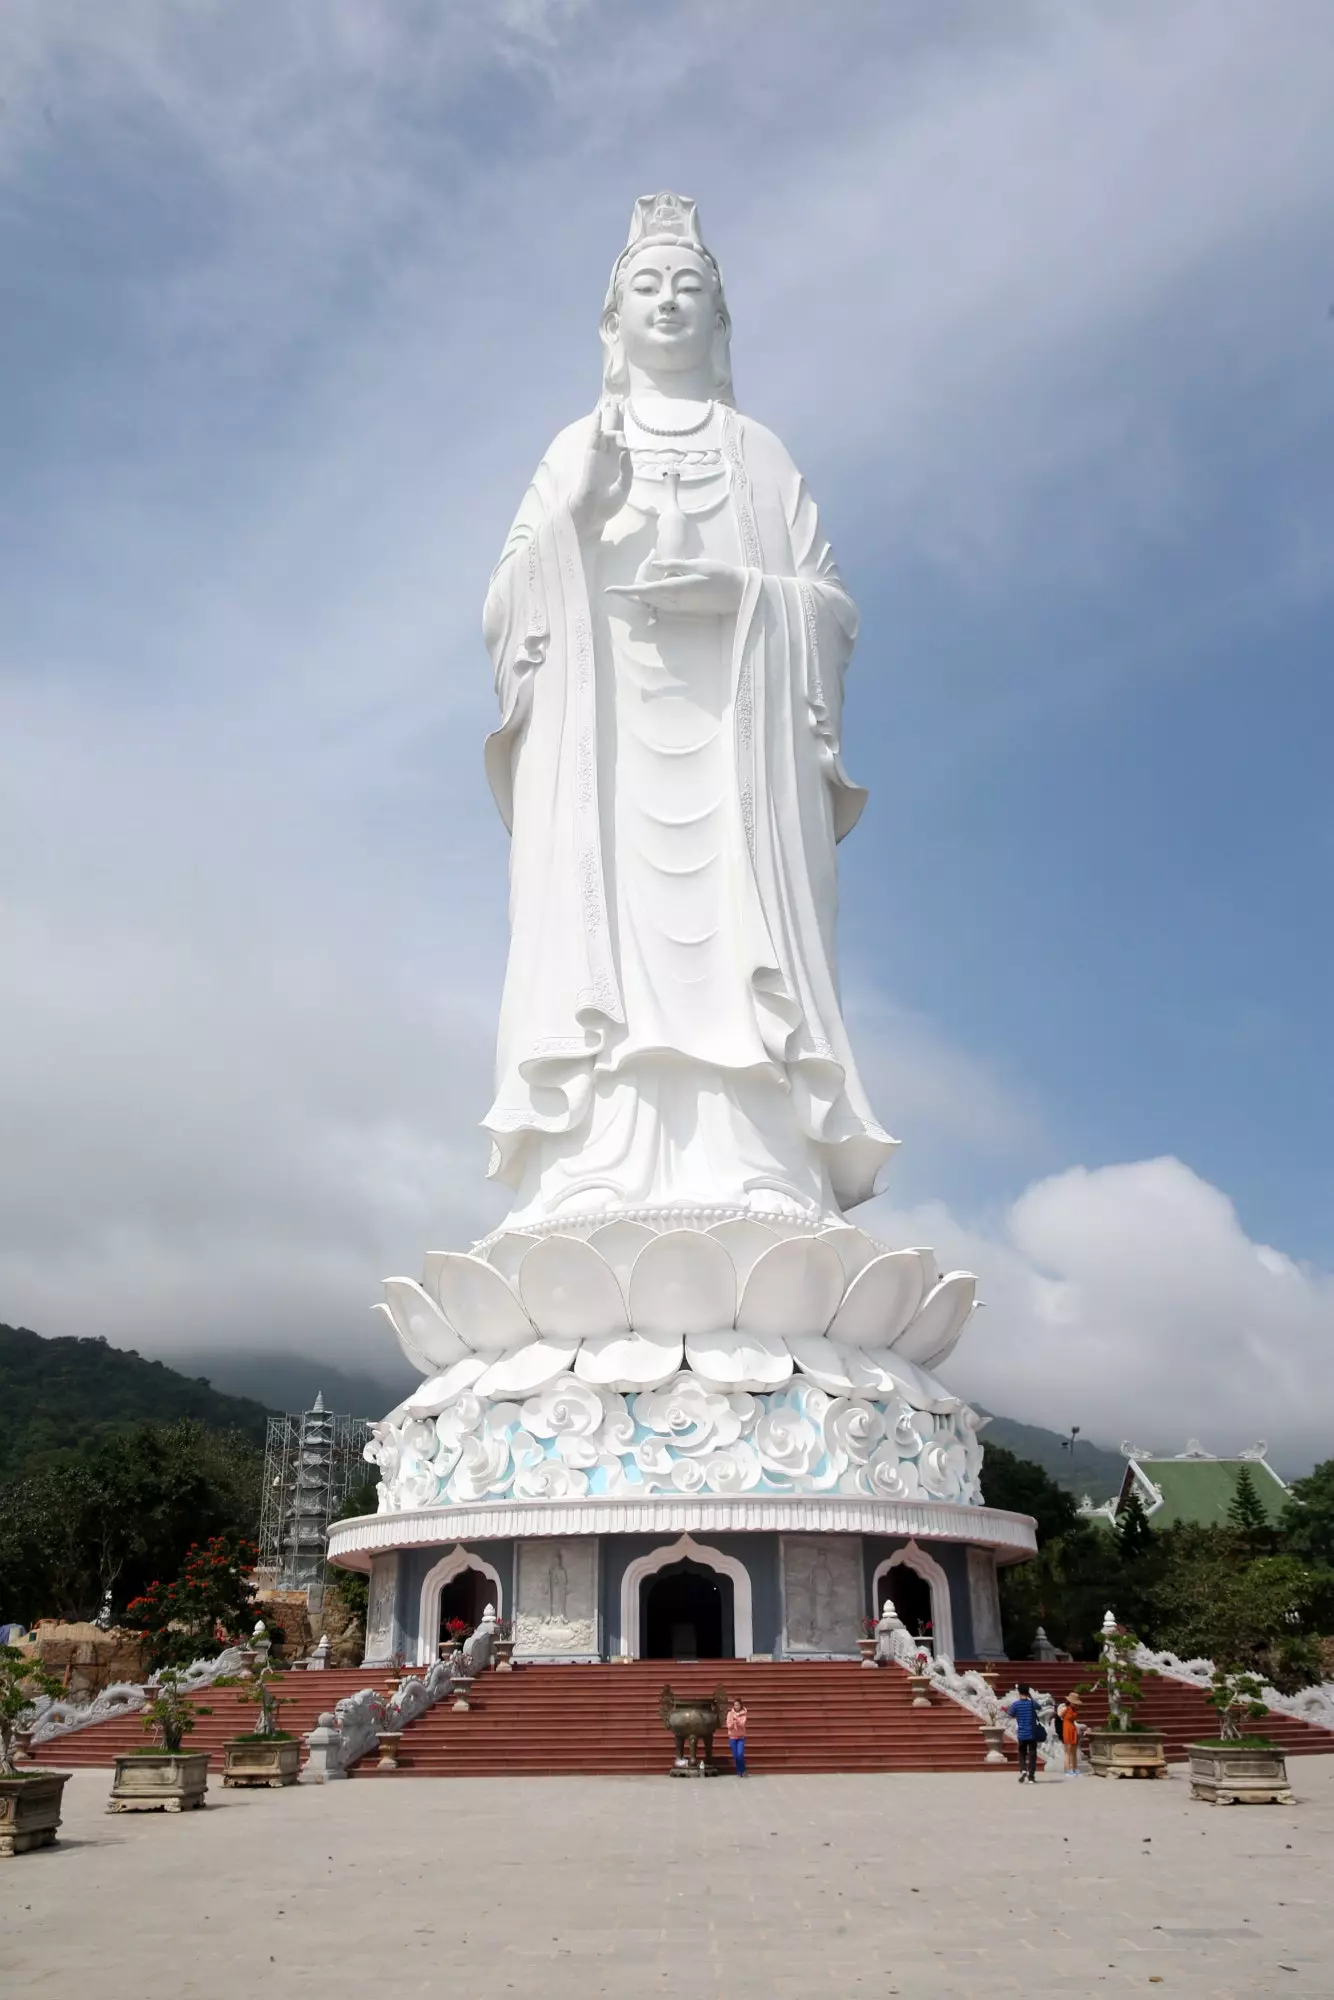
[641,1558,734,1660]
[872,1541,956,1660]
[417,1544,505,1665]
[883,1564,932,1639]
[619,1534,755,1658]
[437,1566,493,1642]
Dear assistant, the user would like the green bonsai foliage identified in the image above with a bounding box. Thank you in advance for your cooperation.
[236,1665,290,1739]
[0,1642,64,1778]
[1078,1622,1149,1732]
[1206,1664,1270,1743]
[142,1668,210,1754]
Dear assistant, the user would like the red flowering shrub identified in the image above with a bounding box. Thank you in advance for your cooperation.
[123,1532,258,1672]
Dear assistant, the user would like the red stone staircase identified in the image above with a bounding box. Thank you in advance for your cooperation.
[28,1659,1333,1780]
[26,1670,392,1774]
[961,1661,1334,1763]
[354,1661,1005,1778]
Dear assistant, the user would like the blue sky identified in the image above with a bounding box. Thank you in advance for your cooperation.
[2,1,1332,1467]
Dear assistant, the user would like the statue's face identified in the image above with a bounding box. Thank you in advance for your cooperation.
[613,244,721,377]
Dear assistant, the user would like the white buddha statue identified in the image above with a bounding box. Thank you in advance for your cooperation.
[481,193,895,1231]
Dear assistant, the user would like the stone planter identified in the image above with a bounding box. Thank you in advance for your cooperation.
[451,1677,475,1712]
[222,1737,301,1788]
[108,1751,209,1813]
[376,1731,404,1770]
[0,1771,71,1855]
[857,1638,878,1668]
[907,1674,933,1709]
[1187,1740,1294,1805]
[494,1639,516,1673]
[1088,1729,1168,1780]
[979,1724,1008,1766]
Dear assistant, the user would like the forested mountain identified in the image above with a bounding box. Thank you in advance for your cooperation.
[0,1322,273,1473]
[978,1412,1125,1503]
[2,1319,1127,1500]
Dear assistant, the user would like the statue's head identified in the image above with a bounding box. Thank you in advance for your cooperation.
[601,191,734,403]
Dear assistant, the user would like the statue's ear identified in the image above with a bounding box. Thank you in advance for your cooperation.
[601,312,629,397]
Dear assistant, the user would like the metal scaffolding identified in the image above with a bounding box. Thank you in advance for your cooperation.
[257,1395,374,1605]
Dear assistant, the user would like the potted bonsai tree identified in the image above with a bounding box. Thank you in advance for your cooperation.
[1187,1665,1294,1805]
[223,1666,300,1787]
[1081,1618,1167,1778]
[108,1668,212,1813]
[493,1618,516,1672]
[0,1644,71,1857]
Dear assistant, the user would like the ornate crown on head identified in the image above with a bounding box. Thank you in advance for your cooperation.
[605,190,725,309]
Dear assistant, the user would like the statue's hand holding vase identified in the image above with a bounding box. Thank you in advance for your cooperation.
[606,555,746,617]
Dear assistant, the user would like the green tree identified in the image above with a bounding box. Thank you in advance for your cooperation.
[1151,1530,1334,1692]
[1280,1458,1334,1567]
[1228,1464,1270,1536]
[122,1531,258,1671]
[0,1645,63,1776]
[1116,1485,1155,1560]
[980,1446,1079,1546]
[0,1419,262,1624]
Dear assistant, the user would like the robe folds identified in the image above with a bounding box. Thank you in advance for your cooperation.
[481,405,896,1225]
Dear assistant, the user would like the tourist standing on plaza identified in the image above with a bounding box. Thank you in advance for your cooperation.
[726,1698,748,1777]
[1005,1684,1042,1782]
[1057,1693,1082,1775]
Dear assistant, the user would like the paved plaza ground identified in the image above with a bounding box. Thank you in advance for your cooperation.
[3,1758,1332,1998]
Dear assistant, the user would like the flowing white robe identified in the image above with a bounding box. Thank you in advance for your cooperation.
[481,406,895,1225]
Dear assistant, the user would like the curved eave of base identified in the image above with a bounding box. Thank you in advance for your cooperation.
[327,1496,1037,1571]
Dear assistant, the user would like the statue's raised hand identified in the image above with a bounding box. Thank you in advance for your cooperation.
[569,399,632,538]
[606,556,746,617]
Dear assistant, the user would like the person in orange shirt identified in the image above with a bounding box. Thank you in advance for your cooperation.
[725,1698,748,1777]
[1057,1692,1082,1774]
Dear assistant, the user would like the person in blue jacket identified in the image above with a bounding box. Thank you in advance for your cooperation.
[1006,1683,1042,1783]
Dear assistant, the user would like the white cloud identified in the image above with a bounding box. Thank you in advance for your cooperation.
[872,1157,1334,1476]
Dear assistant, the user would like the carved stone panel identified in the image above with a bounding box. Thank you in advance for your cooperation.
[967,1547,1004,1658]
[363,1552,400,1666]
[780,1536,862,1656]
[515,1539,598,1658]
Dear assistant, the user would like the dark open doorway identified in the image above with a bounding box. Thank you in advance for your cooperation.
[642,1558,734,1660]
[437,1566,494,1643]
[883,1564,933,1640]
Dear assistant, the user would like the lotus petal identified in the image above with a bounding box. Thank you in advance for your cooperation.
[910,1245,940,1291]
[826,1250,926,1347]
[737,1237,844,1338]
[517,1235,629,1340]
[575,1329,683,1390]
[428,1251,532,1353]
[706,1218,780,1288]
[854,1347,960,1414]
[892,1271,977,1368]
[381,1278,468,1370]
[476,1232,538,1284]
[786,1334,859,1393]
[629,1229,736,1336]
[685,1329,793,1390]
[373,1300,435,1377]
[474,1337,580,1398]
[403,1357,489,1415]
[585,1220,656,1299]
[817,1225,880,1286]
